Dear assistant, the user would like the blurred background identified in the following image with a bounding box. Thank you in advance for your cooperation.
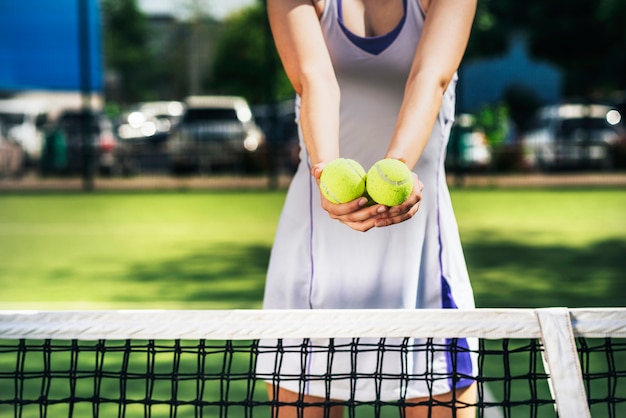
[0,0,625,190]
[0,0,624,321]
[0,9,623,416]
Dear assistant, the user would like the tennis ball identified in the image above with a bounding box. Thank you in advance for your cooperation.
[366,159,413,206]
[319,158,367,204]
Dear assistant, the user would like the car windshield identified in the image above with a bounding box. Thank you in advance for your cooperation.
[0,112,25,127]
[562,118,609,133]
[183,108,239,122]
[560,118,615,140]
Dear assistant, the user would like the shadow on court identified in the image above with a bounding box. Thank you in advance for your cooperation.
[110,236,626,310]
[466,237,626,308]
[118,242,270,307]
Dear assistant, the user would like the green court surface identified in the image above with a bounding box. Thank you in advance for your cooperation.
[0,188,623,309]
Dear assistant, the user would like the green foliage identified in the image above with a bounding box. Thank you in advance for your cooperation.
[468,84,543,144]
[527,0,617,95]
[101,0,156,103]
[210,2,293,104]
[98,0,626,106]
[473,103,510,145]
[467,0,626,95]
[466,0,513,59]
[98,0,625,107]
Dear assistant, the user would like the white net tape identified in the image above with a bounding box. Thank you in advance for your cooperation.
[0,308,624,340]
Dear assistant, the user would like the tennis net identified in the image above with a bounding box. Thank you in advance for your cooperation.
[0,308,625,418]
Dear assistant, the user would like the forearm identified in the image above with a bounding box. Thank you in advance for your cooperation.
[267,0,340,168]
[385,72,446,168]
[386,0,476,169]
[299,72,341,167]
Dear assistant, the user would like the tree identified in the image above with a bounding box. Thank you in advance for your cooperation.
[465,0,524,60]
[101,0,156,104]
[209,1,292,105]
[466,0,625,97]
[526,0,617,96]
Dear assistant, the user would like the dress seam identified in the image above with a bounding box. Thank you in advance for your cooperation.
[307,160,315,310]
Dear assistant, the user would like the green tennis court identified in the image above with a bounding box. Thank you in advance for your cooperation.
[0,188,623,309]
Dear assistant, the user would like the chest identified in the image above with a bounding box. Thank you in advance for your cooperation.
[315,0,427,36]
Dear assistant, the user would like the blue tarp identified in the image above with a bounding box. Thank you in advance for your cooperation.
[0,0,103,92]
[457,36,562,113]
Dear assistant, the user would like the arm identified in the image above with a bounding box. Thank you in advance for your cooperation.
[371,0,475,228]
[268,0,386,232]
[386,0,477,168]
[267,0,340,166]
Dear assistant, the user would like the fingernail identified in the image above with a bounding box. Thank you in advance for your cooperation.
[358,197,368,207]
[377,206,387,213]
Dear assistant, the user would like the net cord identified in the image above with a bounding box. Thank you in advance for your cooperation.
[0,308,625,341]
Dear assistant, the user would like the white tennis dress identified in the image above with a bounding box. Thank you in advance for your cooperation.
[258,0,476,401]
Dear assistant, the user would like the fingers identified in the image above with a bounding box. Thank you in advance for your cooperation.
[374,201,420,228]
[322,196,381,220]
[321,195,366,216]
[374,175,423,228]
[317,193,381,231]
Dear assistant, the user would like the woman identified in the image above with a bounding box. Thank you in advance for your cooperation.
[258,0,478,416]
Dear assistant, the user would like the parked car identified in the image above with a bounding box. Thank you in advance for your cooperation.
[44,110,124,176]
[116,101,185,173]
[253,99,300,174]
[522,104,623,171]
[167,96,266,174]
[0,99,48,167]
[0,125,25,178]
[117,101,184,143]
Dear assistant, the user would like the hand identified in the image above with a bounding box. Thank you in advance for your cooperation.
[371,172,423,228]
[312,163,424,232]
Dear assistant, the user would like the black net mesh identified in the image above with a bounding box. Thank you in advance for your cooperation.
[0,337,624,418]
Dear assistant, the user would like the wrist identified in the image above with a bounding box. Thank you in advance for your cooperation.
[384,155,408,165]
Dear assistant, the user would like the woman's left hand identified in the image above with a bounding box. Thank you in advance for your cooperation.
[371,172,423,228]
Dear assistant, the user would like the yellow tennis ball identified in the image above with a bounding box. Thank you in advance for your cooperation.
[366,159,413,206]
[319,158,367,204]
